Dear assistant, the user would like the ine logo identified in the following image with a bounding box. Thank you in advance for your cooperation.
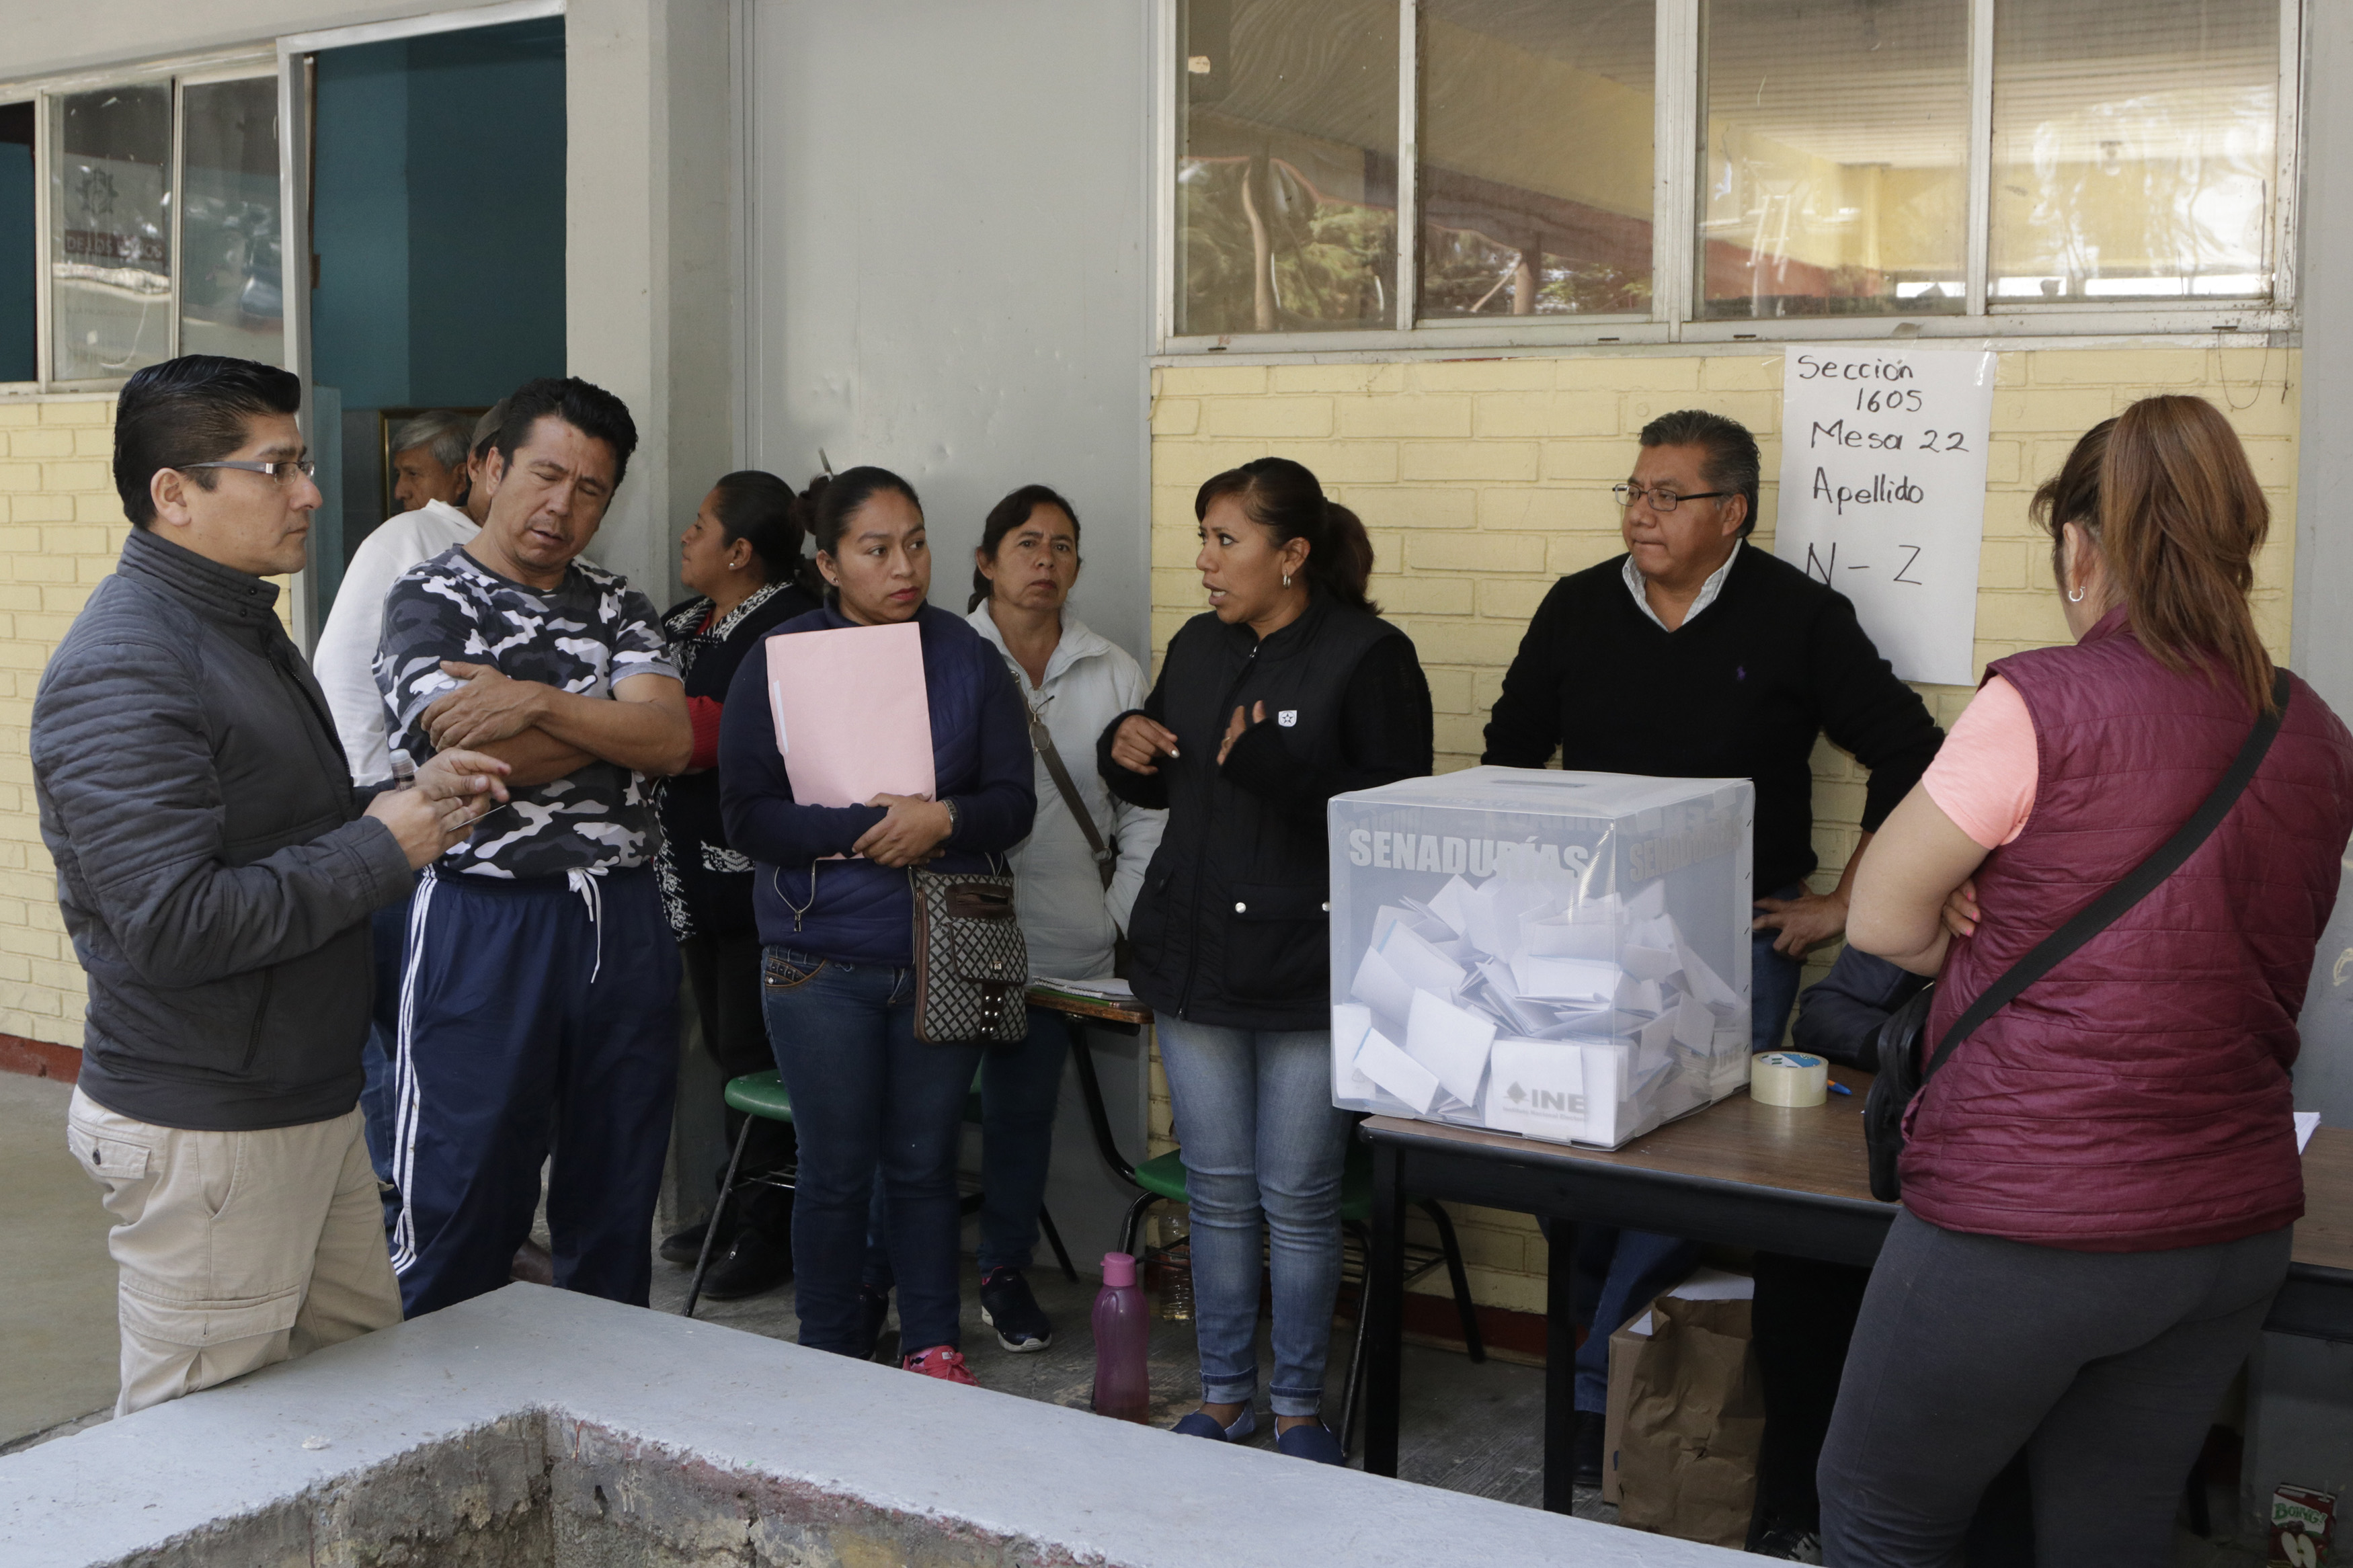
[1504,1082,1586,1116]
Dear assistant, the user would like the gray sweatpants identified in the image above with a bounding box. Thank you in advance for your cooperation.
[1819,1208,2291,1567]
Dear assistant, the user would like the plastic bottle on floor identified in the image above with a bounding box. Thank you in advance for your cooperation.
[1091,1251,1150,1424]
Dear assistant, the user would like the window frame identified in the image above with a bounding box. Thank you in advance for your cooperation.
[0,47,282,396]
[1153,0,2305,356]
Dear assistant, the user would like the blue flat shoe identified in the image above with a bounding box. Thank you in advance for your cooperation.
[1171,1407,1257,1442]
[1275,1421,1345,1465]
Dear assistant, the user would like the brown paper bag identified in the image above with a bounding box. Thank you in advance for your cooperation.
[1614,1295,1765,1549]
[1601,1311,1649,1504]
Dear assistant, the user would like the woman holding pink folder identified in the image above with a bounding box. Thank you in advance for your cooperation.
[717,466,1036,1388]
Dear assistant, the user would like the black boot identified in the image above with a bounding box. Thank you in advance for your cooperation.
[699,1227,794,1301]
[1573,1409,1607,1488]
[660,1217,715,1267]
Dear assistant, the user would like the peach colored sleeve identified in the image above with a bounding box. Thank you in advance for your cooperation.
[1921,675,2038,849]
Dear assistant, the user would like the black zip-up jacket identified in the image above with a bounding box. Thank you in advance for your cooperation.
[32,528,413,1130]
[652,579,820,942]
[1099,591,1433,1030]
[1481,547,1943,893]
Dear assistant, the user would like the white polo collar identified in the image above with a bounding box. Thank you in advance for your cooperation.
[1623,540,1741,632]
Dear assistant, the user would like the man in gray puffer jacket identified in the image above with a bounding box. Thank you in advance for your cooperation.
[31,356,508,1415]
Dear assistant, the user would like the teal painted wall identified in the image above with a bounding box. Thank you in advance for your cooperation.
[309,15,564,410]
[311,40,412,407]
[407,19,565,405]
[0,112,37,384]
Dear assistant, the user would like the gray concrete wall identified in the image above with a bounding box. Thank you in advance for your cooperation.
[2294,1,2353,719]
[2288,0,2353,1136]
[2255,2,2353,1527]
[743,0,1154,660]
[565,0,737,608]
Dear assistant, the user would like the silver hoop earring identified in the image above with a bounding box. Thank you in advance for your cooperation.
[1282,573,1292,589]
[2067,587,2085,603]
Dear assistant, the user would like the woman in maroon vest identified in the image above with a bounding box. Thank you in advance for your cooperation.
[1823,395,2353,1566]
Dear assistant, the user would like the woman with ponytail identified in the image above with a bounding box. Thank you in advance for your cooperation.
[1821,397,2353,1565]
[651,470,826,1299]
[1099,455,1432,1463]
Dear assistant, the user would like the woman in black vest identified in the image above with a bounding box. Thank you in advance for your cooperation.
[1100,456,1432,1464]
[651,471,823,1297]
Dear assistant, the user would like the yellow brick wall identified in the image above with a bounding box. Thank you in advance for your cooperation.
[0,396,129,1048]
[1146,345,2299,1316]
[0,395,301,1049]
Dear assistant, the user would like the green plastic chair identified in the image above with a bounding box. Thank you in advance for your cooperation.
[682,1069,1078,1318]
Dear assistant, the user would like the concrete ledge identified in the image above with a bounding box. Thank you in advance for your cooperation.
[0,1284,1736,1567]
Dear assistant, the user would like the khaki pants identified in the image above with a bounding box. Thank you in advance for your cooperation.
[66,1088,402,1416]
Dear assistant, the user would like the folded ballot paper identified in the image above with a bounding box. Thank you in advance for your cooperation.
[1328,768,1754,1149]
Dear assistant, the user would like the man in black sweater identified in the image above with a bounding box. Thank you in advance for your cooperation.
[1482,408,1942,1493]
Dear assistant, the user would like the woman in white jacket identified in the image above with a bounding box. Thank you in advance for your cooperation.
[961,485,1164,1351]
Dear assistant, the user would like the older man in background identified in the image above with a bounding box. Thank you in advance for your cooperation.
[388,408,473,515]
[313,401,516,1262]
[318,405,503,785]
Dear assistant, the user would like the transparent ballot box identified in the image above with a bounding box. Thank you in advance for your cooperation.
[1328,768,1754,1149]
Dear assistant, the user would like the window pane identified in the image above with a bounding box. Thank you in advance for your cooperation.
[51,85,173,382]
[180,78,282,365]
[0,104,34,384]
[1698,0,1968,319]
[1991,0,2276,303]
[1177,0,1398,336]
[1419,0,1653,321]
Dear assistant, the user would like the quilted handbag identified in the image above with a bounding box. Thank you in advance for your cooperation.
[910,862,1029,1044]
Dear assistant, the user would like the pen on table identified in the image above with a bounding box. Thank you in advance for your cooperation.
[1827,1080,1853,1097]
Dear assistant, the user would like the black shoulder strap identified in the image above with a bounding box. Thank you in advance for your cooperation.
[1028,705,1116,889]
[1925,668,2292,1079]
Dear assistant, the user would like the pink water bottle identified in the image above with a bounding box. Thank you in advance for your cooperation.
[1091,1251,1150,1423]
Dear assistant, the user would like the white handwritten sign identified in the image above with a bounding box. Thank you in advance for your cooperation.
[1773,347,1997,686]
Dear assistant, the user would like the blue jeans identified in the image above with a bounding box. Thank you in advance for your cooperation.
[1568,882,1812,1409]
[1157,1017,1354,1419]
[762,946,983,1359]
[861,1003,1072,1286]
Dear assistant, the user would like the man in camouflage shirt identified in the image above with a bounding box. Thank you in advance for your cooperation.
[374,377,691,1316]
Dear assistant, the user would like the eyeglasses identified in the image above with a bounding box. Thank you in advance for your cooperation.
[180,458,317,487]
[1613,483,1734,512]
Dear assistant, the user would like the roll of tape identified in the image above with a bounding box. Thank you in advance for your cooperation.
[1750,1050,1829,1108]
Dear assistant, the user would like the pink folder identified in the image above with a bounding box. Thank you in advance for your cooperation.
[764,621,935,807]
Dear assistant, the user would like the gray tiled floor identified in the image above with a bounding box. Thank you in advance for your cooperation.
[646,1241,1580,1514]
[0,1072,118,1448]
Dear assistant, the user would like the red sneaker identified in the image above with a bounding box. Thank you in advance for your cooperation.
[902,1346,978,1386]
